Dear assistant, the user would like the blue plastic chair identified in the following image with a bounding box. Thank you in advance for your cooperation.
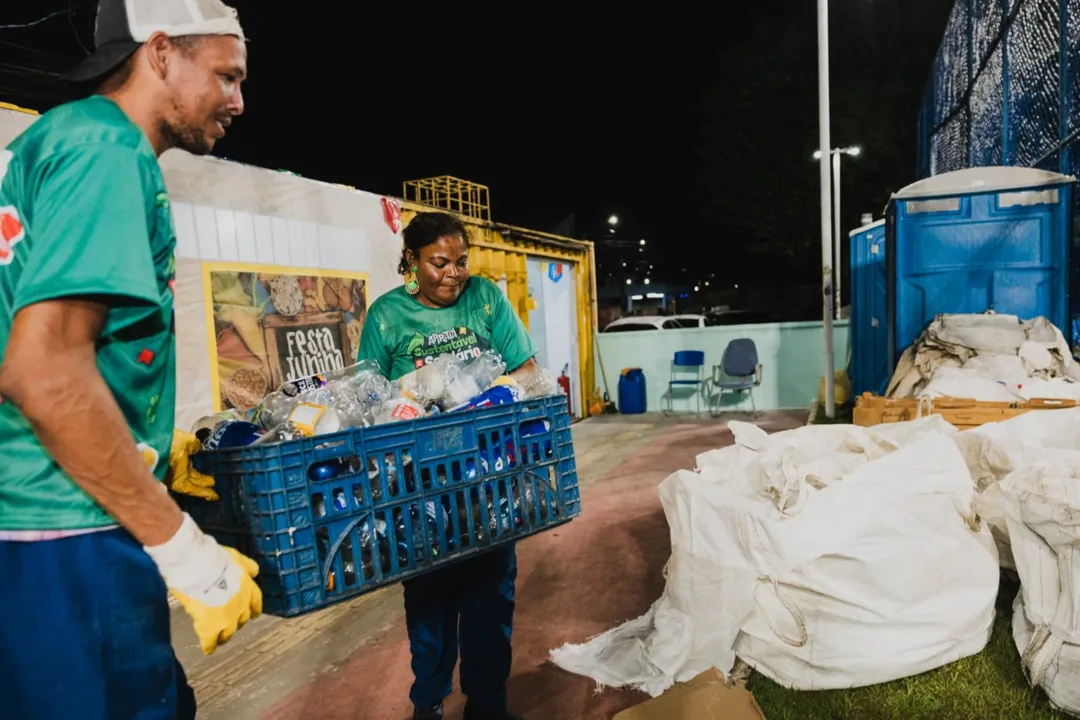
[666,350,706,415]
[708,338,762,416]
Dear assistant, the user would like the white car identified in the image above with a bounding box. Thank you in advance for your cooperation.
[601,315,707,333]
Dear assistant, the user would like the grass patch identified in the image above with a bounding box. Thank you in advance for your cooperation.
[809,401,853,425]
[747,575,1065,720]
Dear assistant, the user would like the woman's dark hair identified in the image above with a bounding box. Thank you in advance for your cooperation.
[398,212,470,274]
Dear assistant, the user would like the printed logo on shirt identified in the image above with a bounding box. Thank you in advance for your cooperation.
[0,206,25,266]
[406,326,490,369]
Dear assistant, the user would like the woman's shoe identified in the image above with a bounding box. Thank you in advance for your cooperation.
[413,704,444,720]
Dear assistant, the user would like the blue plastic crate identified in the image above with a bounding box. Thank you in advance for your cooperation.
[180,395,580,617]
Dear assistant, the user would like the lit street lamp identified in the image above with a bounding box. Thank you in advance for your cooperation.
[813,145,861,319]
[581,213,620,239]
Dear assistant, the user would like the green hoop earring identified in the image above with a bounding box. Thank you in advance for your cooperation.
[405,265,419,295]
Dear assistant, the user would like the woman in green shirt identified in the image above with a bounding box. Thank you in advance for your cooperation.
[357,212,536,720]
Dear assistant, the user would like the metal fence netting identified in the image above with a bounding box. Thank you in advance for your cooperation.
[934,1,972,129]
[969,45,1005,166]
[931,109,971,175]
[919,0,1080,186]
[1006,0,1060,166]
[972,0,1004,68]
[1067,0,1080,132]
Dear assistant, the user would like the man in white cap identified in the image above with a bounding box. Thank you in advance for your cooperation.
[0,2,259,718]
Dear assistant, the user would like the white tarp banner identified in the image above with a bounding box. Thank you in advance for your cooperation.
[550,417,1000,695]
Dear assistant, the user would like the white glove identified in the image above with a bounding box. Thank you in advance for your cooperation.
[144,513,263,654]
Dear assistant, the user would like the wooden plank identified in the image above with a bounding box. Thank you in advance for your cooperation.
[853,392,1076,430]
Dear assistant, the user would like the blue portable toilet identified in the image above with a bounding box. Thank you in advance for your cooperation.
[885,167,1076,377]
[848,219,888,397]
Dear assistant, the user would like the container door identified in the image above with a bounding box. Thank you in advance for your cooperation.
[850,226,889,396]
[893,187,1070,355]
[867,229,889,394]
[526,259,549,370]
[540,261,580,417]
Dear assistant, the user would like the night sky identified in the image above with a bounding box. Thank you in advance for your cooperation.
[1,0,954,312]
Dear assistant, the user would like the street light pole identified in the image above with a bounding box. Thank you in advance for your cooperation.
[832,149,841,320]
[817,0,835,419]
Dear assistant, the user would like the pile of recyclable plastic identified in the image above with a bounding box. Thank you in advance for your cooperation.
[191,350,559,447]
[189,352,562,584]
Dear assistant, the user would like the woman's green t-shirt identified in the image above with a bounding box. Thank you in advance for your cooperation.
[357,276,537,382]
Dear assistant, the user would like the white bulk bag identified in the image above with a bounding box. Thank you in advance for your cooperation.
[1001,463,1080,716]
[551,418,999,694]
[955,406,1080,570]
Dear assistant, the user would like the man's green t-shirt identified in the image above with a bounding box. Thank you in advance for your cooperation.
[0,96,177,531]
[357,276,536,382]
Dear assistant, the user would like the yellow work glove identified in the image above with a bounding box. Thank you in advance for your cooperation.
[144,513,263,654]
[167,428,219,501]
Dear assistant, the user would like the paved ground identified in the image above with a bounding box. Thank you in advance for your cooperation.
[174,410,807,720]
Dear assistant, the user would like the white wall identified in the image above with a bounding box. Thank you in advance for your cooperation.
[596,320,851,412]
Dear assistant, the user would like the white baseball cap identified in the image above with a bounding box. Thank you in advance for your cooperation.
[63,0,245,83]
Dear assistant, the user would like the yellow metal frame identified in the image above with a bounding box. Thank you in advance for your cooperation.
[201,260,370,413]
[402,175,492,221]
[399,202,598,417]
[0,102,38,116]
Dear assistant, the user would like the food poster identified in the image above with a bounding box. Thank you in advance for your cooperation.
[203,262,369,414]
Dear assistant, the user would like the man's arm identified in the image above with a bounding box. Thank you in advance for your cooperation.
[0,297,182,545]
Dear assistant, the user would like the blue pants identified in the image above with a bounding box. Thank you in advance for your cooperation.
[404,543,517,712]
[0,529,196,720]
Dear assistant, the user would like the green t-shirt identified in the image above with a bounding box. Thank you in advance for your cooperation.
[358,276,537,382]
[0,96,177,531]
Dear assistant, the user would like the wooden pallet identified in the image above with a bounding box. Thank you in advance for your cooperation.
[852,392,1076,431]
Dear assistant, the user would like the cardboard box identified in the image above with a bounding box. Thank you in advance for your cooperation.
[613,670,765,720]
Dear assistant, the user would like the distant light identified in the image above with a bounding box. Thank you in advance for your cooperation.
[646,292,664,299]
[630,294,644,300]
[845,146,862,157]
[625,278,632,285]
[608,214,619,225]
[639,239,646,245]
[704,281,710,286]
[694,285,700,292]
[609,228,616,234]
[639,247,644,252]
[621,261,627,267]
[734,284,739,289]
[813,149,823,160]
[644,278,650,285]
